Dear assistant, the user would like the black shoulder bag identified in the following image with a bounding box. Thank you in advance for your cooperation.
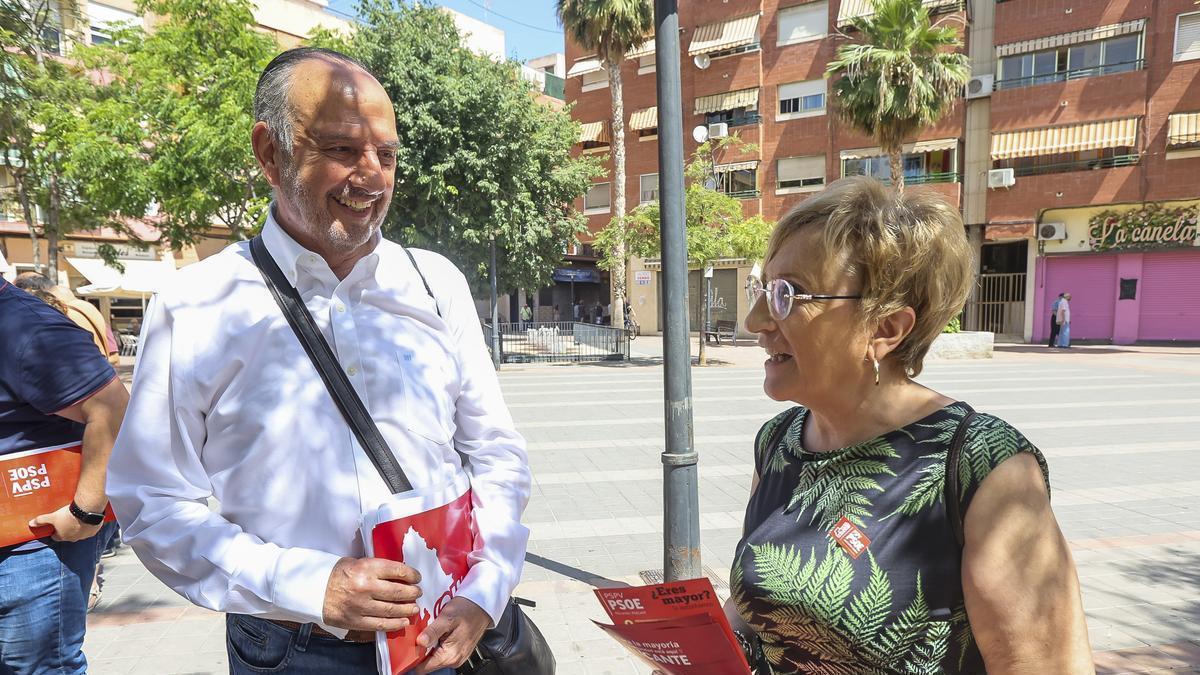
[945,406,980,549]
[248,237,554,675]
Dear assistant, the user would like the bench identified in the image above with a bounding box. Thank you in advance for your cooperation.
[703,319,738,346]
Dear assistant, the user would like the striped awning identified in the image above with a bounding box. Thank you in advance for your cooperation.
[714,160,759,173]
[579,121,610,144]
[996,20,1145,58]
[567,57,603,78]
[694,87,759,115]
[627,38,655,59]
[990,118,1139,160]
[838,0,960,26]
[629,107,658,131]
[1167,112,1200,148]
[688,14,761,56]
[840,138,958,159]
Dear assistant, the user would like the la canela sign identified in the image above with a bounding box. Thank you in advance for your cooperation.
[1089,203,1200,252]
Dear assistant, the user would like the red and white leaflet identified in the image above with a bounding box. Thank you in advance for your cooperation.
[594,613,751,675]
[593,579,751,674]
[361,470,475,675]
[0,442,115,547]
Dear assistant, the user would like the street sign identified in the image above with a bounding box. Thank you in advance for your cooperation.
[635,271,652,286]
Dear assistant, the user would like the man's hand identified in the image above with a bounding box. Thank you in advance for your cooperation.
[28,504,103,542]
[322,557,423,632]
[414,596,490,674]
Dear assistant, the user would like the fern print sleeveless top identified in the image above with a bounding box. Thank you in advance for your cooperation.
[731,403,1050,674]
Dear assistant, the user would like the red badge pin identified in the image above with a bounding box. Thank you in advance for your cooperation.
[830,516,871,559]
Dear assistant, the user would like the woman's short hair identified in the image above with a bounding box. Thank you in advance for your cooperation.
[764,176,973,377]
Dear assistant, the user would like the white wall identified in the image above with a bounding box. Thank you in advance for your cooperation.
[444,8,505,59]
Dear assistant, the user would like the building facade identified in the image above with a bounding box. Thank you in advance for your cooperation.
[565,0,1200,343]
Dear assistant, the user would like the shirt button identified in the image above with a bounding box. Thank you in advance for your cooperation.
[308,255,318,264]
[347,366,358,376]
[336,303,346,313]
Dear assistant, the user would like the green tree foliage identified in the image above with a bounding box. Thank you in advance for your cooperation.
[0,0,151,277]
[556,0,653,329]
[93,0,277,243]
[825,0,969,192]
[323,1,602,293]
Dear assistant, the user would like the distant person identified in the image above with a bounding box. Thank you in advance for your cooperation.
[14,272,119,365]
[1056,292,1072,348]
[573,299,582,322]
[1048,292,1064,348]
[552,303,560,322]
[519,303,532,330]
[601,302,611,326]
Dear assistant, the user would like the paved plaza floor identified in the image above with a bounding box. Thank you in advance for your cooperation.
[84,341,1200,674]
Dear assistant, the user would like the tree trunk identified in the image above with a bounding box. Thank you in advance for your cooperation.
[47,170,61,281]
[890,151,905,193]
[14,173,43,274]
[608,59,627,331]
[697,274,707,367]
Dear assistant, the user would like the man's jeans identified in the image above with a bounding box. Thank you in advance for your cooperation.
[0,522,114,675]
[226,614,455,675]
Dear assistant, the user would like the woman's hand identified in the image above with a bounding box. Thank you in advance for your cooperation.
[961,453,1094,674]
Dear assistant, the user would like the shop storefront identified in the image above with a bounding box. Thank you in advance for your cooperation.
[1034,201,1200,344]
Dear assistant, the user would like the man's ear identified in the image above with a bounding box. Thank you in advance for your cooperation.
[868,306,917,363]
[251,122,283,189]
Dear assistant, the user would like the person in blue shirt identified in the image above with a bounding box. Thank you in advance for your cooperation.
[0,279,128,674]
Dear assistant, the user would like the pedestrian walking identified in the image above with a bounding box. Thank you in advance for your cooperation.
[1048,292,1064,348]
[1057,292,1072,348]
[519,303,532,330]
[730,178,1092,673]
[106,48,531,675]
[0,279,128,674]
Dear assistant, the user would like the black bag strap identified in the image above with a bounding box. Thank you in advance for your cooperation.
[401,247,441,319]
[249,236,413,494]
[945,405,979,550]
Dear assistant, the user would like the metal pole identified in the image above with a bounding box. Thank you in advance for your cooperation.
[655,0,700,582]
[489,236,501,370]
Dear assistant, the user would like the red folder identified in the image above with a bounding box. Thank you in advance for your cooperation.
[0,442,115,547]
[362,472,476,675]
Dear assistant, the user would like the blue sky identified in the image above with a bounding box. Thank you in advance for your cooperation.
[326,0,566,62]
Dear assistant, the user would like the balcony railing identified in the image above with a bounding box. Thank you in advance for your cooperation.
[995,60,1144,91]
[723,189,762,199]
[543,73,565,100]
[844,171,960,186]
[1008,154,1139,177]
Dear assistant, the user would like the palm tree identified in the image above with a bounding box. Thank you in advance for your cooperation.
[826,0,970,192]
[557,0,652,330]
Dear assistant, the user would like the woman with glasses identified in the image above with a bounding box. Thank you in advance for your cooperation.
[727,178,1092,674]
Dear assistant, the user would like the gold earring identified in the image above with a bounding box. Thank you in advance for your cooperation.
[873,357,880,386]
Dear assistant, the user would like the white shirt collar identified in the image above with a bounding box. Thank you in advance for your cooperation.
[260,205,382,288]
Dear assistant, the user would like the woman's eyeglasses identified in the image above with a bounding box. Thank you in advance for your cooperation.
[745,277,862,321]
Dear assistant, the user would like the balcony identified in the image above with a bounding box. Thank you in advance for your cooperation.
[723,189,761,199]
[520,64,566,101]
[869,171,961,186]
[1008,154,1139,177]
[995,60,1144,91]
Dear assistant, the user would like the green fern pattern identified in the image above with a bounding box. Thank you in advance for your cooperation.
[735,404,1047,674]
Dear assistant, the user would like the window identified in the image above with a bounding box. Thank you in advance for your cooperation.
[88,3,139,45]
[995,146,1138,176]
[1177,12,1200,61]
[584,183,610,213]
[778,2,827,46]
[708,43,761,60]
[998,32,1143,89]
[715,168,758,198]
[639,174,659,203]
[706,107,760,128]
[638,54,655,75]
[582,69,608,92]
[778,79,825,119]
[39,0,62,55]
[777,156,825,192]
[842,148,957,184]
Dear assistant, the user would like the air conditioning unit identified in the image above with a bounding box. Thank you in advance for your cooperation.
[1038,222,1067,241]
[707,122,729,138]
[987,168,1015,189]
[965,74,994,100]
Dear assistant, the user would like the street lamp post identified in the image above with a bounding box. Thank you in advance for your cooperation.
[655,0,701,582]
[489,235,501,370]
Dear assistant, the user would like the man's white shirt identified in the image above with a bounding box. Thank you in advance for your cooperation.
[107,212,531,635]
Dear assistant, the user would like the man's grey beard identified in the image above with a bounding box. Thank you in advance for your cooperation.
[278,156,383,253]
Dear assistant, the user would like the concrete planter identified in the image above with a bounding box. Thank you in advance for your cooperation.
[927,331,994,360]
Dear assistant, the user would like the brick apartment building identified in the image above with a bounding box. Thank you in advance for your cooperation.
[565,0,1200,344]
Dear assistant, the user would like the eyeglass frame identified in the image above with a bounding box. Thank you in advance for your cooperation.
[745,277,862,320]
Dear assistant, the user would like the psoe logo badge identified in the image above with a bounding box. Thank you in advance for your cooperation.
[8,463,51,498]
[830,516,871,559]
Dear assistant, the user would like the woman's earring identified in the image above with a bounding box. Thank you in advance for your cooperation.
[872,357,880,386]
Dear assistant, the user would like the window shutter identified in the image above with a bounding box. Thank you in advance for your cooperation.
[1176,13,1200,59]
[778,2,828,45]
[779,79,825,101]
[778,156,825,183]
